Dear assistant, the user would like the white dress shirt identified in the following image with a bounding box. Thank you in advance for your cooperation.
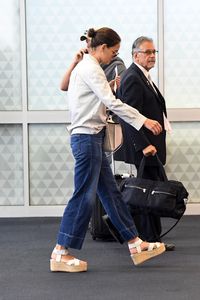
[67,54,146,135]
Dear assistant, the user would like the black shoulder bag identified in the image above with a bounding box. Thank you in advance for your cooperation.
[120,155,189,237]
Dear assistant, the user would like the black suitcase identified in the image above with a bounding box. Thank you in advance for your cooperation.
[89,153,133,242]
[90,173,128,241]
[90,195,115,241]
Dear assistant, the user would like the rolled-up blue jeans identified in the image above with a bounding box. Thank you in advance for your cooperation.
[57,129,138,249]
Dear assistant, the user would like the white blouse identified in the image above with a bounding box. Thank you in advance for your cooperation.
[67,54,146,135]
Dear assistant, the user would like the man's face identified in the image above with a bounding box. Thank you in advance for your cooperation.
[133,41,157,71]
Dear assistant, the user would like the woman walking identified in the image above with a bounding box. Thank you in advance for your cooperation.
[50,27,165,273]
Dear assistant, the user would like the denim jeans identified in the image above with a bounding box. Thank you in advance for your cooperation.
[57,129,138,249]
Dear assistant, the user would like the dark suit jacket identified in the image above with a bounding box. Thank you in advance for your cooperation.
[114,62,167,166]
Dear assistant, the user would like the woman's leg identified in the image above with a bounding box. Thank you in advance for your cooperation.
[97,151,138,241]
[50,132,105,272]
[56,132,103,250]
[97,152,165,265]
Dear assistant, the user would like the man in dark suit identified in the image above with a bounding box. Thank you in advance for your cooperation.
[115,36,174,251]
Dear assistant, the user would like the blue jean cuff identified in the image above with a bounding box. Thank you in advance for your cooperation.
[57,231,84,250]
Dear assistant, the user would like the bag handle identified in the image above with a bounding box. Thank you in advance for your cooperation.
[137,154,168,181]
[159,218,182,239]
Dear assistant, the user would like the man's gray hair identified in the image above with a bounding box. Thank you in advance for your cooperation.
[131,36,153,54]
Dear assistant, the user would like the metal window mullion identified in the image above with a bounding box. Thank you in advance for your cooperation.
[157,0,164,95]
[20,0,30,209]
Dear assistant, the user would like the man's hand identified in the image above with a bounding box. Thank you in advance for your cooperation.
[143,145,157,156]
[109,76,121,92]
[144,118,162,135]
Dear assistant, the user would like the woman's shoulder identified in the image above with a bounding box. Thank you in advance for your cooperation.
[78,54,98,68]
[74,55,105,87]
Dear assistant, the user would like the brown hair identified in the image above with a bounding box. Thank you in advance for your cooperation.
[85,27,121,49]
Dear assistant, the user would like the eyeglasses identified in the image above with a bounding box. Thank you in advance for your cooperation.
[111,50,119,56]
[136,49,158,55]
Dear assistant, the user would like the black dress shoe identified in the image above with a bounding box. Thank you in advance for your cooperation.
[164,243,175,251]
[102,214,124,244]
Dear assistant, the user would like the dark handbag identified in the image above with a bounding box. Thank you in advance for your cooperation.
[120,155,189,220]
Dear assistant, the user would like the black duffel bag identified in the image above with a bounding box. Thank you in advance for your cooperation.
[120,155,189,220]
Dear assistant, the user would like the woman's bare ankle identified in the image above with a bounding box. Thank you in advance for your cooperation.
[128,237,140,245]
[128,237,150,254]
[55,244,66,250]
[51,245,72,261]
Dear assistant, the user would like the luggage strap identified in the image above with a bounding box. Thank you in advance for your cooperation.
[159,217,182,239]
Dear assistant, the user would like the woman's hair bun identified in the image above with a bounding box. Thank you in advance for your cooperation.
[87,28,96,38]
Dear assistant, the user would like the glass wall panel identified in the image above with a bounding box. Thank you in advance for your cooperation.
[0,125,23,205]
[29,124,74,205]
[165,122,200,203]
[26,0,157,110]
[30,122,200,205]
[0,0,22,110]
[164,0,200,108]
